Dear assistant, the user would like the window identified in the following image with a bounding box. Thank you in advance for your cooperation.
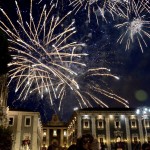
[100,138,104,143]
[25,116,31,127]
[115,121,121,128]
[97,120,104,129]
[98,135,105,144]
[23,133,31,141]
[53,130,57,137]
[9,117,14,126]
[132,134,138,142]
[116,136,121,142]
[64,130,67,137]
[43,130,47,137]
[131,120,137,128]
[133,137,138,142]
[144,119,150,128]
[83,120,90,129]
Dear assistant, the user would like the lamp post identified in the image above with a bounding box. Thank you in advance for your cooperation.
[136,107,150,143]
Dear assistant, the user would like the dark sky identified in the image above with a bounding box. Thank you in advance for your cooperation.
[0,0,150,122]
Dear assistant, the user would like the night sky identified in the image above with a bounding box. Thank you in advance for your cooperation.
[0,0,150,123]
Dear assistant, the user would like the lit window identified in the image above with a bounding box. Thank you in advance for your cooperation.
[132,134,138,142]
[23,133,31,142]
[43,130,47,137]
[53,130,57,137]
[25,116,31,127]
[133,137,138,142]
[98,135,105,144]
[131,120,137,128]
[109,115,114,119]
[64,130,67,137]
[145,119,150,128]
[97,120,104,129]
[115,121,121,128]
[9,117,14,126]
[100,138,104,143]
[83,120,90,129]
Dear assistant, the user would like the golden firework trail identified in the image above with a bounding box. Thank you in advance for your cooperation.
[57,67,129,110]
[0,0,129,111]
[0,0,87,106]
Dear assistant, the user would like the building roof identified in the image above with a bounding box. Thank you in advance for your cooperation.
[79,107,136,112]
[44,114,67,127]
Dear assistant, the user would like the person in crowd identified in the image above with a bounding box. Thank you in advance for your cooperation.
[142,142,150,150]
[67,144,77,150]
[90,138,99,150]
[76,134,94,150]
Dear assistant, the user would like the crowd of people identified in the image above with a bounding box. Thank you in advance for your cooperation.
[47,134,103,150]
[47,134,150,150]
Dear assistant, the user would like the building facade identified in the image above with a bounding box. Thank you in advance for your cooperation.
[41,114,68,149]
[67,108,150,150]
[8,110,43,150]
[0,74,9,127]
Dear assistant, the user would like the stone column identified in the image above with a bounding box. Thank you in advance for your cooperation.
[105,116,111,150]
[77,115,82,138]
[14,113,22,150]
[32,114,38,150]
[46,128,49,147]
[125,116,132,150]
[91,115,96,138]
[60,129,64,147]
[138,116,144,144]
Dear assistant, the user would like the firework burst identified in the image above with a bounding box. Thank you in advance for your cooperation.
[69,0,129,24]
[0,0,87,106]
[69,0,109,24]
[77,67,129,108]
[0,0,129,114]
[57,67,129,111]
[114,0,150,52]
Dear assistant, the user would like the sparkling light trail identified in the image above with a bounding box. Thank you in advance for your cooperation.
[115,0,150,52]
[0,0,129,114]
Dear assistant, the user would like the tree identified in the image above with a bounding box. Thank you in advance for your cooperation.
[0,29,12,75]
[0,126,12,150]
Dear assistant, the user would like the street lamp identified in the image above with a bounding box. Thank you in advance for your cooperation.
[136,107,150,143]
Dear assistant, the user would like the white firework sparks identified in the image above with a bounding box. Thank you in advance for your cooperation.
[115,0,150,52]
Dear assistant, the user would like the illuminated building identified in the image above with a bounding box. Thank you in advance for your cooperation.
[41,114,68,149]
[8,109,42,150]
[67,107,150,150]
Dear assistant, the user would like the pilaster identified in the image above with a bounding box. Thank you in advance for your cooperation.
[125,116,132,150]
[60,128,64,146]
[91,115,96,138]
[14,113,22,150]
[77,115,82,138]
[138,116,144,144]
[32,114,38,150]
[46,128,49,147]
[105,116,111,150]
